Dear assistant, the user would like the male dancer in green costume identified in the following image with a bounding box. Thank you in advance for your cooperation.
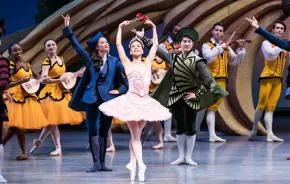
[135,27,228,166]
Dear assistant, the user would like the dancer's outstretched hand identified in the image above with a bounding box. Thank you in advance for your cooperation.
[245,16,259,29]
[119,21,132,28]
[62,14,70,27]
[144,20,156,28]
[131,28,144,38]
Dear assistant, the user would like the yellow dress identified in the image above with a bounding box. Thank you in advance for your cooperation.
[38,56,83,125]
[4,60,50,130]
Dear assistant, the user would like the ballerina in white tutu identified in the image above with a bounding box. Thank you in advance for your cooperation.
[99,19,171,182]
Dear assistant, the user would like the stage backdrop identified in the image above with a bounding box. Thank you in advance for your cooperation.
[3,0,289,135]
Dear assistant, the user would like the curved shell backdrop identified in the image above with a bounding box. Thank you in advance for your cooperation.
[6,0,286,135]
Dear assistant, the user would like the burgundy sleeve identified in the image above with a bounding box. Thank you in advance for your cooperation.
[0,57,10,93]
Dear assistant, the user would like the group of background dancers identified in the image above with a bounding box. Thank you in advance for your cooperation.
[0,14,289,182]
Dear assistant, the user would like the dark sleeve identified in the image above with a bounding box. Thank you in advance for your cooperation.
[255,26,290,51]
[115,59,128,95]
[62,26,93,67]
[195,59,214,98]
[0,58,10,93]
[287,65,290,88]
[141,36,173,65]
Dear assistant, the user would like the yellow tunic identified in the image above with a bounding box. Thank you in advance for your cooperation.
[38,56,83,125]
[206,42,229,80]
[257,45,288,111]
[4,60,50,129]
[259,46,288,80]
[206,42,229,112]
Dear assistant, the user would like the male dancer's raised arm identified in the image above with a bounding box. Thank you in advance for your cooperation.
[246,17,290,99]
[246,17,290,51]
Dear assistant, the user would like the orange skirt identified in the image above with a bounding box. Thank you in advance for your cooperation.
[40,93,83,125]
[4,98,50,130]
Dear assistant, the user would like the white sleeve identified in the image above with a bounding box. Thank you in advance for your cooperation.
[228,47,246,66]
[261,40,283,61]
[202,43,223,64]
[159,43,168,53]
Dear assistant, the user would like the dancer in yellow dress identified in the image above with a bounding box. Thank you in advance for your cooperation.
[30,39,84,156]
[3,43,50,160]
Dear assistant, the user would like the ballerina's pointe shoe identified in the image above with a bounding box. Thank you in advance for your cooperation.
[170,157,185,165]
[30,139,42,154]
[0,175,7,183]
[106,145,115,152]
[126,161,136,181]
[138,165,146,182]
[50,148,62,156]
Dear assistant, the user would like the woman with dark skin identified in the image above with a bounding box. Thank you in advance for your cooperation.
[3,43,50,160]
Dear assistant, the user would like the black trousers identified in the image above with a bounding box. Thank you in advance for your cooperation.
[85,103,112,138]
[170,99,197,136]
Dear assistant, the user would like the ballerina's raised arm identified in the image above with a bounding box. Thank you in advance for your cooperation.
[116,21,132,66]
[142,20,158,65]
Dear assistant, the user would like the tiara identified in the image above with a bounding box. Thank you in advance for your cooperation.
[129,36,144,48]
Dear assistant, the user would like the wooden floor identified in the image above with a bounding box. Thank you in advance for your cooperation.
[3,128,290,184]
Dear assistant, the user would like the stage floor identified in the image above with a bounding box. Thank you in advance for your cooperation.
[3,130,290,184]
